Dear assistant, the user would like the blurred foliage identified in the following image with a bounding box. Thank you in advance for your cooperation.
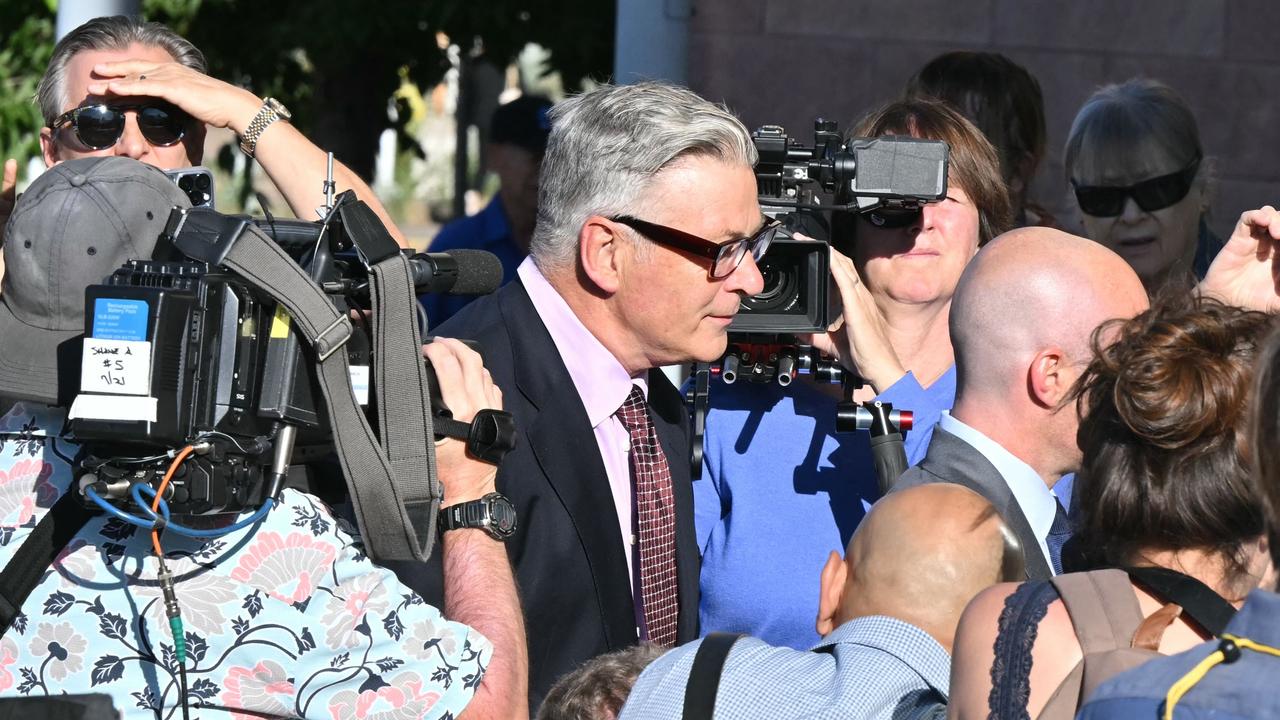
[0,0,55,163]
[0,0,612,180]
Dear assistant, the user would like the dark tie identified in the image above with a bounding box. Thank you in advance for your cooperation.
[1046,499,1071,575]
[616,386,679,647]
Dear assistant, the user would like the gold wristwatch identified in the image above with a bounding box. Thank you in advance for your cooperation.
[239,97,291,157]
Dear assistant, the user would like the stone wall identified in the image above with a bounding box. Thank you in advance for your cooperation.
[688,0,1280,238]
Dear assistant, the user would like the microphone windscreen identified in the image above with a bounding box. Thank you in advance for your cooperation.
[447,249,505,295]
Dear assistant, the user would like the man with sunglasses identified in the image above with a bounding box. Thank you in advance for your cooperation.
[0,15,405,255]
[392,80,770,712]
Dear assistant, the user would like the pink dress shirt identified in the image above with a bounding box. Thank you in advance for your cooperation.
[517,257,644,592]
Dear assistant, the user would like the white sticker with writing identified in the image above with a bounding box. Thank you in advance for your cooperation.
[349,365,370,406]
[81,338,152,395]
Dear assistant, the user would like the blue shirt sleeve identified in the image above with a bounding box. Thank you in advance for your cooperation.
[875,367,956,465]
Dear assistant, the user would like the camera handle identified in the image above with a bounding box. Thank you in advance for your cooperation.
[687,362,712,479]
[836,400,913,495]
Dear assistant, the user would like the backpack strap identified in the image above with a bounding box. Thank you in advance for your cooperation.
[1050,569,1148,656]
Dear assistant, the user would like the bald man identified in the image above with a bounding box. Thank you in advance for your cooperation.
[618,484,1023,720]
[895,227,1150,579]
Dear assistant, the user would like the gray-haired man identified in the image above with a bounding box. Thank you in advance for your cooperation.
[400,81,774,709]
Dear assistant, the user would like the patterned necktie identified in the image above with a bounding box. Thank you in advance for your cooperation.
[616,386,679,647]
[1046,499,1072,575]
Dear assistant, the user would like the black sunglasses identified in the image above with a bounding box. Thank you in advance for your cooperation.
[611,215,780,279]
[1072,156,1200,217]
[52,102,191,151]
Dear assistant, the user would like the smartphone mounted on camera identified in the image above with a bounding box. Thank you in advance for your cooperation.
[165,166,215,209]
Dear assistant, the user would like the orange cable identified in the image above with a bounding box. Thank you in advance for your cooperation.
[150,445,195,557]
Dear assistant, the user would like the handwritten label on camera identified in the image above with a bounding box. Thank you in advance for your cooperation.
[80,338,152,396]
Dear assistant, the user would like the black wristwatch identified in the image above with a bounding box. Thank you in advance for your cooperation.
[438,492,517,541]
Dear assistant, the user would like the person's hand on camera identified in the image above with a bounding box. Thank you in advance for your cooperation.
[423,338,504,507]
[801,243,906,393]
[1200,205,1280,313]
[86,59,261,137]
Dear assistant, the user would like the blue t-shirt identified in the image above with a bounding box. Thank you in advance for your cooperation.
[420,193,526,329]
[695,368,956,649]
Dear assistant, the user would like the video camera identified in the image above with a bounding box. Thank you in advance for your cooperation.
[688,120,950,485]
[67,189,513,562]
[727,120,949,382]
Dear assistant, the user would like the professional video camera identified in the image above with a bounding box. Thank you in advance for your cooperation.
[688,120,950,488]
[66,187,513,563]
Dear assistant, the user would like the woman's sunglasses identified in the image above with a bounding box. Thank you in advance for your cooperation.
[52,102,192,151]
[1071,156,1200,217]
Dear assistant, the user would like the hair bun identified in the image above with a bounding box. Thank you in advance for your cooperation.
[1105,302,1260,450]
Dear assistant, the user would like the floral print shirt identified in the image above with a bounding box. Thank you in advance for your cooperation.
[0,402,490,719]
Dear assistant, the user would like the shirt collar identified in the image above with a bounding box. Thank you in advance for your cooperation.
[517,257,646,426]
[938,412,1057,552]
[816,615,951,696]
[1225,590,1280,648]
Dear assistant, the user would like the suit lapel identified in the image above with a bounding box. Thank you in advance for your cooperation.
[921,429,1054,580]
[500,282,637,647]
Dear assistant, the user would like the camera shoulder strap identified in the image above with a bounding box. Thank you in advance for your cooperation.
[0,492,94,638]
[168,198,440,563]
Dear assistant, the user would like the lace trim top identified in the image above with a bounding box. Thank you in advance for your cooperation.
[988,580,1060,720]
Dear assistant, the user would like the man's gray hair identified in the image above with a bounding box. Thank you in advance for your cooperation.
[37,15,206,126]
[536,643,667,720]
[530,81,757,274]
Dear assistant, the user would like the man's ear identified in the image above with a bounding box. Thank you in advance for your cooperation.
[40,127,59,168]
[1027,347,1070,409]
[579,215,623,294]
[815,550,847,637]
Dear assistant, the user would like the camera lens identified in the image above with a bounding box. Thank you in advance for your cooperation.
[740,256,800,314]
[195,174,211,191]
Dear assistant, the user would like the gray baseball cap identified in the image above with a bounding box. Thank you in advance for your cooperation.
[0,156,190,405]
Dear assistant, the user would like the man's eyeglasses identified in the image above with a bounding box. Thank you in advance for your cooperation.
[52,102,192,151]
[1071,156,1201,217]
[611,215,780,279]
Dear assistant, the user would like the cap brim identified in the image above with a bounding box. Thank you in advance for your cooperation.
[0,298,77,406]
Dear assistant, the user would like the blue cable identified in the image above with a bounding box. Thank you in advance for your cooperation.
[130,483,274,537]
[84,486,167,529]
[82,484,274,538]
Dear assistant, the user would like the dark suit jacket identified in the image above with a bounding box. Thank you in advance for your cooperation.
[894,427,1053,580]
[390,279,701,710]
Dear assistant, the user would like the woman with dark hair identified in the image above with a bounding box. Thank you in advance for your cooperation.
[948,296,1276,720]
[1065,78,1219,290]
[695,97,1013,650]
[907,50,1055,228]
[1077,316,1280,719]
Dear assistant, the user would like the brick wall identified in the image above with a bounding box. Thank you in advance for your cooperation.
[688,0,1280,239]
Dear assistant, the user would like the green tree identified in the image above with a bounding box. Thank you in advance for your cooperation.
[170,0,613,179]
[0,0,55,164]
